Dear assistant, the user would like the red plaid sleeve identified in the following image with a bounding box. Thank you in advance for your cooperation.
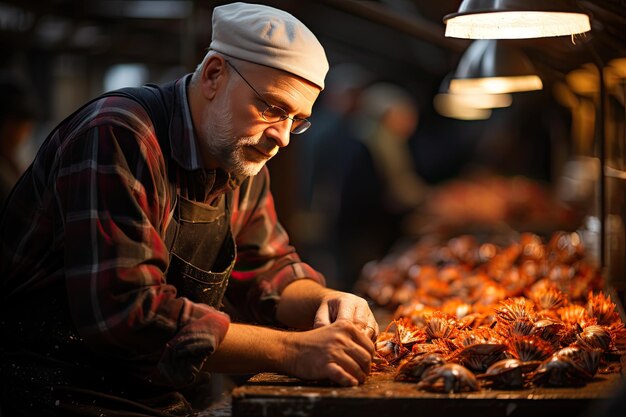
[54,100,229,384]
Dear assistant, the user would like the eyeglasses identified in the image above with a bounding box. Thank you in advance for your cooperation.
[225,60,312,134]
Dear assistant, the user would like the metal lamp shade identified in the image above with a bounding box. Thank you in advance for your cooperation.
[449,40,543,94]
[444,0,591,39]
[434,72,513,120]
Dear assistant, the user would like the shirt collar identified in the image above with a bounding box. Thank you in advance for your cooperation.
[170,73,204,171]
[169,74,248,196]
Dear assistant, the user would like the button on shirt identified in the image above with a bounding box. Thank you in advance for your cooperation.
[0,75,325,384]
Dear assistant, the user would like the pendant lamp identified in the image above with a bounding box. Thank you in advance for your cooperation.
[444,0,591,39]
[449,39,543,95]
[434,73,512,120]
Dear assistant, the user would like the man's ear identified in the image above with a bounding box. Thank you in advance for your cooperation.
[199,55,227,100]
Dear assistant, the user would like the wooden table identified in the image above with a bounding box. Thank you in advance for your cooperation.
[232,369,625,417]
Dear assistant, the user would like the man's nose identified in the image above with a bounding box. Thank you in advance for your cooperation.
[266,119,291,148]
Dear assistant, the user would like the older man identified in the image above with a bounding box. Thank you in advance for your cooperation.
[0,3,377,416]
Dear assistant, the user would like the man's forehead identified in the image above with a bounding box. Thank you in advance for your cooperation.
[241,63,320,108]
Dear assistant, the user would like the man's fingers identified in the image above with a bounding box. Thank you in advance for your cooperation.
[334,353,368,384]
[334,320,375,364]
[337,298,377,328]
[345,343,373,375]
[364,324,377,341]
[326,362,359,387]
[365,318,379,341]
[334,302,357,323]
[350,304,379,341]
[351,324,376,356]
[353,316,378,338]
[314,302,331,328]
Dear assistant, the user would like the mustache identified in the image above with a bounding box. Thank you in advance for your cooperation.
[240,136,278,157]
[255,144,279,158]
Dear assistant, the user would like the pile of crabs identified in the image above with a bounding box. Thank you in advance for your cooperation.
[360,231,626,393]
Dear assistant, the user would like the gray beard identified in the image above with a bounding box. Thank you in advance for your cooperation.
[202,99,265,177]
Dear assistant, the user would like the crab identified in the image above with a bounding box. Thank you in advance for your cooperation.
[507,334,554,362]
[531,354,593,387]
[395,353,446,382]
[494,298,537,324]
[586,292,619,326]
[375,332,410,366]
[393,317,427,348]
[529,286,568,312]
[496,317,535,339]
[575,325,612,352]
[558,305,590,325]
[532,318,566,347]
[424,311,458,341]
[555,346,601,376]
[478,358,528,389]
[416,363,479,393]
[450,342,507,373]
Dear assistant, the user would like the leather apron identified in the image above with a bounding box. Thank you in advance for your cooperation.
[165,190,235,309]
[0,82,236,417]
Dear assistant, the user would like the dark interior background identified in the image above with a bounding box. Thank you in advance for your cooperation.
[2,0,625,286]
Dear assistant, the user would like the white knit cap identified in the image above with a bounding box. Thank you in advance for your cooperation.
[209,2,329,90]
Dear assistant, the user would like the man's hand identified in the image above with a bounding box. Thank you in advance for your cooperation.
[283,320,375,386]
[276,279,379,341]
[314,290,379,341]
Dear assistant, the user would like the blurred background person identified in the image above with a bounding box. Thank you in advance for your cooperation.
[291,63,373,288]
[337,82,428,290]
[0,73,39,207]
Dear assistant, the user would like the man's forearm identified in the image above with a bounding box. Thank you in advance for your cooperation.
[202,323,291,374]
[202,319,376,387]
[275,278,331,329]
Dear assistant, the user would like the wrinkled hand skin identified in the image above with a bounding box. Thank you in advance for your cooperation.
[273,280,379,385]
[314,290,380,342]
[282,319,375,387]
